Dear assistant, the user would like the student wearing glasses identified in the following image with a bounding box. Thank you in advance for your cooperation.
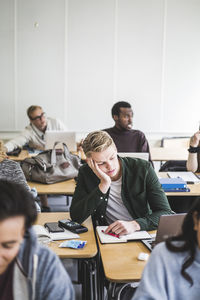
[5,105,66,153]
[4,105,67,211]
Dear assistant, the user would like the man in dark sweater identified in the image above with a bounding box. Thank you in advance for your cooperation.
[104,101,152,164]
[70,131,172,235]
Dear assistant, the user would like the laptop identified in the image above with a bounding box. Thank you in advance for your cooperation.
[142,213,186,251]
[118,152,149,161]
[44,131,76,152]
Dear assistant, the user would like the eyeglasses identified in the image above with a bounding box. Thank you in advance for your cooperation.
[30,112,46,121]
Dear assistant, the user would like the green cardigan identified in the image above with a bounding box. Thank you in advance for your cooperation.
[70,157,173,230]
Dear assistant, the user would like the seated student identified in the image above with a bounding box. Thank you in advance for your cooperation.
[70,131,172,234]
[5,105,67,212]
[132,197,200,300]
[103,101,153,165]
[4,105,67,152]
[0,181,74,300]
[186,130,200,172]
[0,140,40,212]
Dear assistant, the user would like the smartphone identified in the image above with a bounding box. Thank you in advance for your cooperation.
[44,222,64,233]
[58,219,88,234]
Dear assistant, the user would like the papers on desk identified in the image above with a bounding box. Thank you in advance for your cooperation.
[33,225,79,243]
[167,172,200,184]
[96,226,151,244]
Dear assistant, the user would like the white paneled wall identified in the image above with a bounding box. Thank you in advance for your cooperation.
[0,0,200,136]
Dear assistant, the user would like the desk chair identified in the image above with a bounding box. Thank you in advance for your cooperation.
[159,136,190,171]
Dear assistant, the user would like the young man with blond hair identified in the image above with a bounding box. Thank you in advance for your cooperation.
[70,131,172,235]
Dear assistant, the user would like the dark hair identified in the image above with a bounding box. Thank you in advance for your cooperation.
[0,180,37,229]
[111,101,132,117]
[27,105,42,119]
[166,198,200,285]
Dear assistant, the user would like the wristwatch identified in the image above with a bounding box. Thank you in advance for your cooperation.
[188,146,200,153]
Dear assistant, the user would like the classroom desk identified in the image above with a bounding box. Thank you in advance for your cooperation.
[36,212,97,258]
[36,212,98,299]
[97,237,150,283]
[158,172,200,196]
[8,147,188,162]
[8,150,31,161]
[150,147,188,161]
[97,231,154,299]
[28,179,76,195]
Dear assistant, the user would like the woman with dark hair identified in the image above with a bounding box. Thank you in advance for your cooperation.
[133,198,200,300]
[0,181,74,300]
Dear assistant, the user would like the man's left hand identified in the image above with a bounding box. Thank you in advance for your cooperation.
[105,220,141,236]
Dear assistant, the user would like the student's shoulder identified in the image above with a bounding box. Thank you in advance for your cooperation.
[79,162,94,175]
[120,156,151,169]
[0,159,19,170]
[130,129,146,138]
[152,241,186,262]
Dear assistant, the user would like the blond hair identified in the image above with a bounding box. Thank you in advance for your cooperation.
[0,140,8,162]
[82,131,115,157]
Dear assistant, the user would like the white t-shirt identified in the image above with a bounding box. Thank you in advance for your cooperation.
[106,176,133,224]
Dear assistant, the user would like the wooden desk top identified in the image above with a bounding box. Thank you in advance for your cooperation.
[28,179,76,195]
[36,212,97,259]
[151,147,188,161]
[8,150,31,161]
[158,172,200,196]
[97,233,154,282]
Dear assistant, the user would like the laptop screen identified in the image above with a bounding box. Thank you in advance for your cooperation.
[44,131,76,152]
[142,213,186,251]
[118,152,149,161]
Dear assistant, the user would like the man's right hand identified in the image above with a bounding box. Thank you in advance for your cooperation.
[190,131,200,147]
[87,158,111,193]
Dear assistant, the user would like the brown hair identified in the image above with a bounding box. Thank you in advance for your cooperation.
[82,131,115,157]
[27,105,42,119]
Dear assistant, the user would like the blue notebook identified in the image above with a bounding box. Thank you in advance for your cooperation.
[162,187,190,192]
[159,178,187,189]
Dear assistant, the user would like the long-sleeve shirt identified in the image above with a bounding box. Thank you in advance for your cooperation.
[13,228,74,300]
[70,157,172,230]
[133,242,200,300]
[0,159,40,211]
[5,117,67,152]
[103,126,153,165]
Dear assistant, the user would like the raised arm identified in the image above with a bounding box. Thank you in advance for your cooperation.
[186,131,200,172]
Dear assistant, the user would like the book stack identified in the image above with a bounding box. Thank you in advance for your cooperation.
[159,178,190,192]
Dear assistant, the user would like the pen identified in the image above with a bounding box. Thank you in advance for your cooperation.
[101,230,120,238]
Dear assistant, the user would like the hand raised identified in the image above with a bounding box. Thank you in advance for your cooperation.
[190,131,200,147]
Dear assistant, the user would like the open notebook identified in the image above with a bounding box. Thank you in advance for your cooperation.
[33,225,79,243]
[96,226,151,244]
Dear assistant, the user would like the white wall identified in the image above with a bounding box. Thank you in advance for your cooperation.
[0,0,200,136]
